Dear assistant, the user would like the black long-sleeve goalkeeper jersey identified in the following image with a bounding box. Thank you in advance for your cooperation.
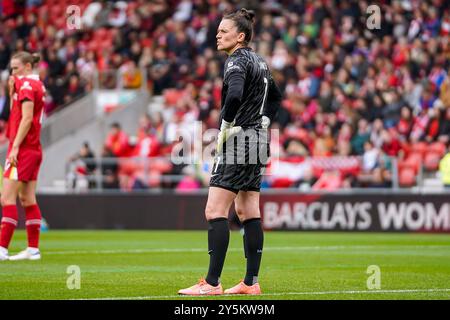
[220,47,282,129]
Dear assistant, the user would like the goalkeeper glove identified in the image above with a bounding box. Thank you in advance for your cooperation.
[216,119,242,154]
[260,115,270,129]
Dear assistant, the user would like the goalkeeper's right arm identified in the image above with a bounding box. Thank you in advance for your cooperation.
[216,70,246,153]
[216,119,242,154]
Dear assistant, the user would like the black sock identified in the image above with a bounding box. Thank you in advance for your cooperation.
[243,218,264,286]
[205,217,229,286]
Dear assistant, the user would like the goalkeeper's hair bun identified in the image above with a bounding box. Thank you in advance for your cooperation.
[239,8,255,23]
[224,8,255,44]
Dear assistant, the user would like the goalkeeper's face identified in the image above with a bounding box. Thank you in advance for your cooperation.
[216,19,246,55]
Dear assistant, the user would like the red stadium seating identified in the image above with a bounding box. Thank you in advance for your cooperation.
[424,152,442,171]
[399,167,416,187]
[402,153,422,173]
[410,142,427,158]
[427,142,446,157]
[398,160,419,175]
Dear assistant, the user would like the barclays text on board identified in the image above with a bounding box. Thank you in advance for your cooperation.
[262,200,450,232]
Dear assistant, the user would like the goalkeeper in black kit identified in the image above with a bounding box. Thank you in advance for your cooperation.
[178,8,282,296]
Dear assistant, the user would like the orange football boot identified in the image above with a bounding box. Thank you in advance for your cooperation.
[178,278,224,295]
[224,280,262,295]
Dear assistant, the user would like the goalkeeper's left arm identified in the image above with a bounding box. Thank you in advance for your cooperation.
[260,77,282,129]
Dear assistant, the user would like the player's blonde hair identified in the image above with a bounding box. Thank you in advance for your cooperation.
[11,51,41,68]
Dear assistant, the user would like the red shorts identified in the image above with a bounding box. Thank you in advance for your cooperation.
[3,147,42,182]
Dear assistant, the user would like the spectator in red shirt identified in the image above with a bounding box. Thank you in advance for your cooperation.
[105,122,130,157]
[133,131,160,158]
[2,0,25,18]
[424,107,441,142]
[381,129,402,157]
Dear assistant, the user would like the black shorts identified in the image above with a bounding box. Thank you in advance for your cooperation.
[209,162,266,193]
[209,129,269,193]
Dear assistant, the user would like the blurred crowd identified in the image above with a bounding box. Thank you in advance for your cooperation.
[1,0,450,190]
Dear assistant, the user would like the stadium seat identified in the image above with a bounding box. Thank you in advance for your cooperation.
[427,142,446,157]
[50,6,63,17]
[119,161,143,176]
[404,151,422,164]
[147,170,163,188]
[399,167,416,187]
[410,142,427,158]
[424,152,442,171]
[398,161,419,175]
[149,159,172,174]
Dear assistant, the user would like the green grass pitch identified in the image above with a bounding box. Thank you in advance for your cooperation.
[0,230,449,300]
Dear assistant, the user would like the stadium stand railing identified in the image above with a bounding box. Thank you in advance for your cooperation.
[63,155,445,193]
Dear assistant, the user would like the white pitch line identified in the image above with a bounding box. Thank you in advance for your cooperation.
[45,245,450,255]
[75,288,450,300]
